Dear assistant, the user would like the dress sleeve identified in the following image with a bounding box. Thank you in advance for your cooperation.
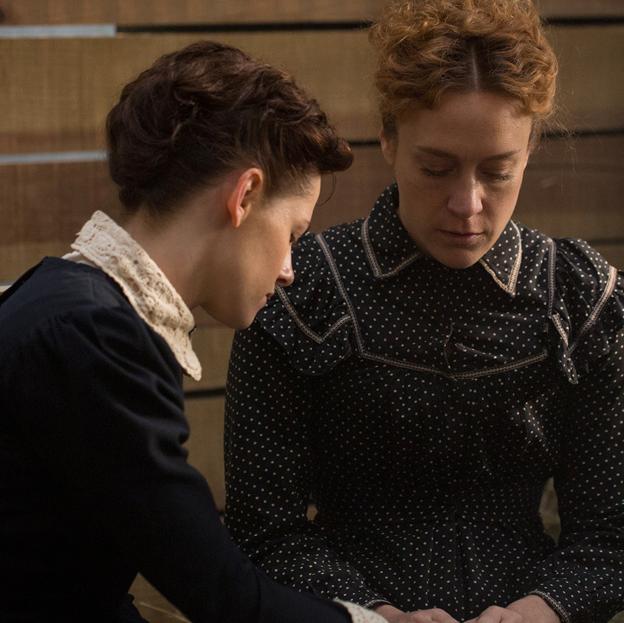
[225,321,390,608]
[11,304,353,623]
[529,252,624,622]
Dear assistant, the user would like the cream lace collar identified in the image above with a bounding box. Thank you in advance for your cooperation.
[64,210,202,381]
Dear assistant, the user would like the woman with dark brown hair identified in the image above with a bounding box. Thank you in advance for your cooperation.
[225,2,624,622]
[0,41,387,623]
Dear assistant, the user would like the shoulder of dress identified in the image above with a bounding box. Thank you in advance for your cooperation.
[253,225,360,375]
[1,259,133,331]
[548,237,622,380]
[553,237,615,297]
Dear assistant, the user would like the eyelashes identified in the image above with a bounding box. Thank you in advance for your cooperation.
[290,227,311,249]
[421,167,513,182]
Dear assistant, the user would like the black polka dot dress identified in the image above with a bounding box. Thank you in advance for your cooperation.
[225,184,624,623]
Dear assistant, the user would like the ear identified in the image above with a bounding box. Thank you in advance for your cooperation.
[379,128,397,167]
[225,168,264,228]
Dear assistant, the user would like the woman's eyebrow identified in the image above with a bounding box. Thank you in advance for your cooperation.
[415,146,521,161]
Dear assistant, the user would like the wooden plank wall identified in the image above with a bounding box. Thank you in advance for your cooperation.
[1,3,622,621]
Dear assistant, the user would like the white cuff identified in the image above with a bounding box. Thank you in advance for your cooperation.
[336,600,388,623]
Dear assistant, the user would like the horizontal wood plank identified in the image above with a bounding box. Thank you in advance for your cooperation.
[0,31,374,153]
[536,0,624,18]
[2,0,622,26]
[593,243,624,270]
[1,26,622,154]
[0,0,384,26]
[1,136,622,282]
[548,26,624,131]
[315,136,624,246]
[184,327,234,391]
[185,397,225,510]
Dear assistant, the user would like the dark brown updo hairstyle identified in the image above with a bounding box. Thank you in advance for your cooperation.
[369,0,559,142]
[107,40,353,213]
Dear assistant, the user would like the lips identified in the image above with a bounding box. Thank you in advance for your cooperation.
[440,229,482,236]
[438,229,485,247]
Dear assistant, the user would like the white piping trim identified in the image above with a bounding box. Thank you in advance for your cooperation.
[317,232,548,380]
[361,217,421,279]
[551,313,569,348]
[547,238,557,317]
[528,591,571,623]
[316,233,366,352]
[569,264,618,355]
[361,349,548,380]
[275,286,351,345]
[478,221,523,296]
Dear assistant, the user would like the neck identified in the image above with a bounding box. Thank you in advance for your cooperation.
[121,204,215,311]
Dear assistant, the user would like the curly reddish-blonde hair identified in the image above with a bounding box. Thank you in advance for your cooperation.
[369,0,558,137]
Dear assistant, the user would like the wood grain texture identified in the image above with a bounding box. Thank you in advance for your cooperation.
[2,0,622,25]
[1,25,622,153]
[185,397,226,510]
[1,136,622,283]
[316,136,624,257]
[548,25,624,131]
[0,0,384,26]
[0,31,374,153]
[0,160,119,280]
[536,0,624,18]
[183,327,234,391]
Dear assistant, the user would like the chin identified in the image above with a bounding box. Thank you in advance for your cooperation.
[201,305,255,331]
[227,310,256,331]
[428,249,481,270]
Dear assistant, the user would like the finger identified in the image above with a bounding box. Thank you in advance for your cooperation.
[483,606,523,623]
[406,614,434,623]
[472,605,510,623]
[428,608,459,623]
[405,613,435,623]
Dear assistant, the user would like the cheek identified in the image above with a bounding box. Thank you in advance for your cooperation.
[263,230,290,272]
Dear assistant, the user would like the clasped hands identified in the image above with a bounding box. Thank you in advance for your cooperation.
[375,595,560,623]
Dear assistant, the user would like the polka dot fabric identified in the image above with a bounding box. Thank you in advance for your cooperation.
[225,184,624,623]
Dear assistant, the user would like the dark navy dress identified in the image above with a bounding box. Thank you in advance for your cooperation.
[225,184,624,623]
[0,258,353,623]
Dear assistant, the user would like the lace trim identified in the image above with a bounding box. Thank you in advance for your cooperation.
[336,600,388,623]
[65,210,201,381]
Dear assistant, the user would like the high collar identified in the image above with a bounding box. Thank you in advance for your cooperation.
[362,184,522,296]
[65,210,202,380]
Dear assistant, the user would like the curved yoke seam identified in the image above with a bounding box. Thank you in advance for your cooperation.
[276,285,351,345]
[317,232,548,380]
[569,264,618,355]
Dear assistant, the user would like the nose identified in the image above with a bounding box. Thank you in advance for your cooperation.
[447,177,483,219]
[276,251,295,287]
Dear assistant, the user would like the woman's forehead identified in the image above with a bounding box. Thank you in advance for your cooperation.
[395,92,533,157]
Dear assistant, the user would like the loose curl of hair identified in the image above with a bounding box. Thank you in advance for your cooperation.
[369,0,558,140]
[107,41,353,213]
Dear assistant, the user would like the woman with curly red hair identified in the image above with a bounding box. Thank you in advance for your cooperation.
[225,2,624,622]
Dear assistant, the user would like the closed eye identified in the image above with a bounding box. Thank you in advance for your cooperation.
[290,228,310,248]
[422,167,452,177]
[483,171,513,182]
